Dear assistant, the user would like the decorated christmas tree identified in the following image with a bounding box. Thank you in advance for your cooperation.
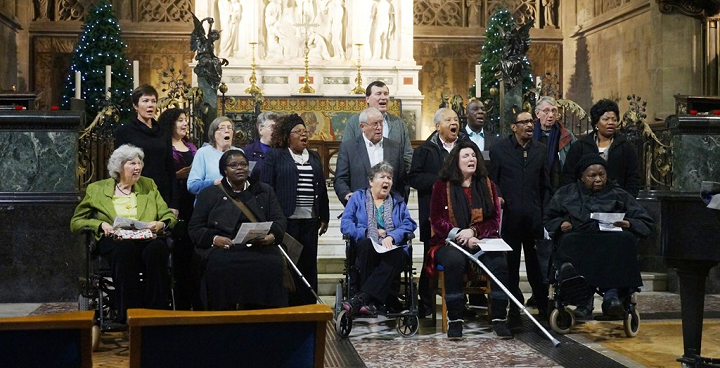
[471,8,534,134]
[61,0,133,126]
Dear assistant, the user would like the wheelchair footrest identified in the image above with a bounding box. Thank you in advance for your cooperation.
[558,263,591,305]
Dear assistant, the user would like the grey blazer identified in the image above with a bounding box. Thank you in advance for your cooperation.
[334,135,406,205]
[342,112,413,172]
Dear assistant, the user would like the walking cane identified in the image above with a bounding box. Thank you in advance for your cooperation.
[277,244,325,305]
[446,228,560,347]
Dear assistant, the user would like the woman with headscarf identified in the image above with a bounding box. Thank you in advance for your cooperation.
[70,144,177,323]
[188,150,287,310]
[429,140,512,339]
[261,113,329,305]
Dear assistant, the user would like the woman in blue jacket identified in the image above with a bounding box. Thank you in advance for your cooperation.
[340,161,417,314]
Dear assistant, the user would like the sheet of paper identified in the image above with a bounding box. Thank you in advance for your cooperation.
[232,221,272,244]
[708,194,720,210]
[371,238,402,254]
[475,238,512,251]
[590,212,625,232]
[113,216,151,230]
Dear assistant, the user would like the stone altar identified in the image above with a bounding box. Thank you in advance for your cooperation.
[193,0,423,138]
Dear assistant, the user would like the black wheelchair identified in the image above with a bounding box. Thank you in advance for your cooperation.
[333,232,419,337]
[77,224,180,350]
[546,231,641,337]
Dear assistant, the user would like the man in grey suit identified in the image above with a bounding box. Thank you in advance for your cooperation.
[335,107,406,205]
[342,80,413,172]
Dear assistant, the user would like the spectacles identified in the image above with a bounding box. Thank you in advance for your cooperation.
[540,108,558,115]
[226,162,249,169]
[364,122,382,128]
[217,126,234,131]
[290,129,308,135]
[514,119,534,125]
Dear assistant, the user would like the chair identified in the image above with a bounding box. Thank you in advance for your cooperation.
[432,264,492,333]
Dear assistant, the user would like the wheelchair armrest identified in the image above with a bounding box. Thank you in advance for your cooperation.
[342,233,352,241]
[403,232,415,242]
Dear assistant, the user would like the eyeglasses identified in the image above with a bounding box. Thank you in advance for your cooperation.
[539,108,558,115]
[290,129,308,135]
[364,122,382,128]
[514,119,534,125]
[226,162,249,169]
[217,126,234,132]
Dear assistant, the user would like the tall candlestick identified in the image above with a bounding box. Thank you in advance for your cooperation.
[105,65,111,99]
[536,76,542,89]
[475,64,482,99]
[133,60,140,89]
[74,71,81,99]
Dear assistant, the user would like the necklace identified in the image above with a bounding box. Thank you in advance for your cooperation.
[116,184,132,196]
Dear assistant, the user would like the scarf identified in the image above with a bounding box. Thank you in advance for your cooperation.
[446,176,496,229]
[533,122,559,170]
[365,189,395,243]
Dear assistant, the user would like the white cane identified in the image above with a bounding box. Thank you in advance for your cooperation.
[277,244,324,305]
[446,228,560,347]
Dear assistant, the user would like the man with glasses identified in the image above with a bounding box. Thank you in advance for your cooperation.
[533,96,576,192]
[489,111,552,325]
[335,107,406,205]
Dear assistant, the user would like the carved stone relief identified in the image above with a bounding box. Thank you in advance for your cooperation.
[139,0,193,22]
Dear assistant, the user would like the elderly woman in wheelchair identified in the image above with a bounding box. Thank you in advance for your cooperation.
[339,161,417,316]
[70,144,177,324]
[544,153,653,334]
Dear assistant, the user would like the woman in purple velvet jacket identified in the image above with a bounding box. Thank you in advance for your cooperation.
[340,161,417,315]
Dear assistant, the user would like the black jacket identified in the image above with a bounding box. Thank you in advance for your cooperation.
[116,118,177,207]
[488,135,552,237]
[261,147,330,223]
[408,131,469,241]
[560,132,641,197]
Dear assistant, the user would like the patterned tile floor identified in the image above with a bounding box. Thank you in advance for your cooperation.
[7,291,720,367]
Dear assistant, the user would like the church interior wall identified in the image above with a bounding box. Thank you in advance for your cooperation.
[0,0,19,91]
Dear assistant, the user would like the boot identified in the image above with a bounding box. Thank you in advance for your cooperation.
[445,293,465,339]
[491,298,513,339]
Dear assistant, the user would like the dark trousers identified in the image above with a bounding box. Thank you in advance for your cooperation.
[504,231,549,311]
[99,237,170,323]
[418,240,433,312]
[286,218,319,306]
[354,238,406,304]
[172,235,201,310]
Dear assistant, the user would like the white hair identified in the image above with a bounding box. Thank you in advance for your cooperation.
[107,144,144,181]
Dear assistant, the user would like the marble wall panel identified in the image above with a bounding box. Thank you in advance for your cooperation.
[671,134,720,191]
[0,131,77,192]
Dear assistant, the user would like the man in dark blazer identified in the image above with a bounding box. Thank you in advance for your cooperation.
[465,99,500,152]
[408,107,467,316]
[489,111,553,321]
[334,107,405,205]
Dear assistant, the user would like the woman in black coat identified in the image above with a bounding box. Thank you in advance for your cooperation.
[188,150,288,310]
[261,113,329,305]
[560,99,641,197]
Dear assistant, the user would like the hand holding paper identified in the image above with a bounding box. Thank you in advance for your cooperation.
[232,222,273,245]
[590,212,625,231]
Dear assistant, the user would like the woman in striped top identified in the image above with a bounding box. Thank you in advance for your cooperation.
[261,114,330,305]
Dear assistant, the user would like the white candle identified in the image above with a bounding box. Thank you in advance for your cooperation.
[536,76,542,89]
[133,60,139,89]
[74,71,81,99]
[105,65,111,99]
[475,64,482,98]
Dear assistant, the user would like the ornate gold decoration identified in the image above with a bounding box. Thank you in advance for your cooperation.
[350,44,365,95]
[244,42,262,95]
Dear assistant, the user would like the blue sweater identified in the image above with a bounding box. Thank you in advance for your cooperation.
[187,144,242,195]
[340,189,417,244]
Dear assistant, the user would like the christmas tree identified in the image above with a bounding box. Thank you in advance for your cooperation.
[472,9,534,134]
[61,0,133,126]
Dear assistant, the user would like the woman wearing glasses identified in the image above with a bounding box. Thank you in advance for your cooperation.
[261,113,329,305]
[188,149,288,310]
[187,116,242,196]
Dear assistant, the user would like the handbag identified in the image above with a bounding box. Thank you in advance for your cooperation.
[114,228,154,240]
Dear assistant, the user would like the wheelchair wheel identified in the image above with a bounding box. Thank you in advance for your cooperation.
[396,314,419,337]
[335,310,352,337]
[91,325,101,351]
[549,306,575,334]
[624,307,640,337]
[334,281,343,314]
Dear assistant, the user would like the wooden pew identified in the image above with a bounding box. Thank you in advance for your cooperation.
[0,310,94,368]
[127,304,333,368]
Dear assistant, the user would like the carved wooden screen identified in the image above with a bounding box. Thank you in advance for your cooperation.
[46,0,192,22]
[413,0,550,29]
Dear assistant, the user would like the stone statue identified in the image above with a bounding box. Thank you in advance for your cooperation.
[323,0,346,59]
[297,0,316,24]
[265,0,286,59]
[307,30,332,60]
[467,0,479,27]
[370,0,395,60]
[218,0,243,57]
[543,0,557,28]
[191,13,229,91]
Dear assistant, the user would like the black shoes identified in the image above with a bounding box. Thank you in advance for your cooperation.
[447,320,463,339]
[602,296,624,318]
[492,320,514,339]
[574,306,593,319]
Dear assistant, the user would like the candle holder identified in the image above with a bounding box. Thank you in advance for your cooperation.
[219,82,228,115]
[350,44,365,95]
[244,42,263,95]
[298,44,315,94]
